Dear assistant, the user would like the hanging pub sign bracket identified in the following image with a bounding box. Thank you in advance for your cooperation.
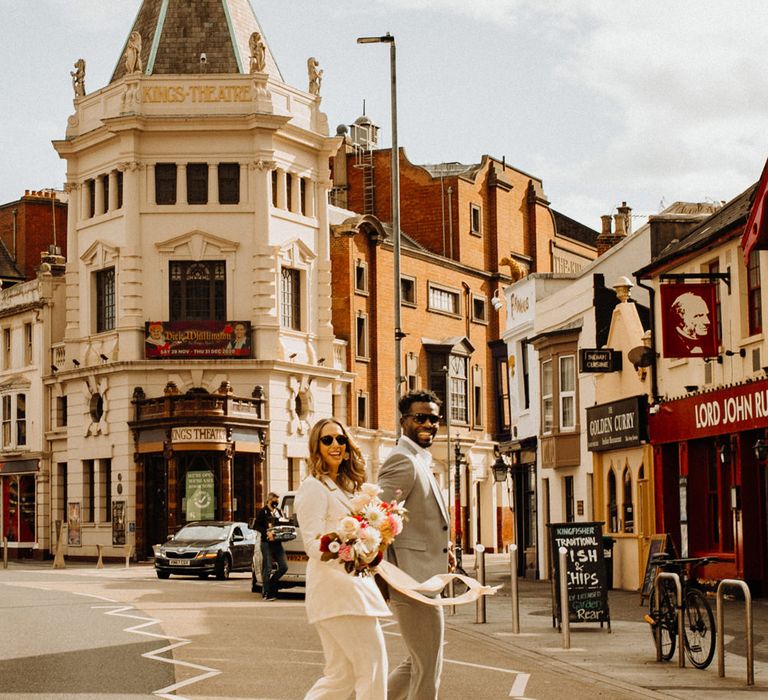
[660,271,731,293]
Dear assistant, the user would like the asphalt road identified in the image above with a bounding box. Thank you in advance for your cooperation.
[0,562,654,699]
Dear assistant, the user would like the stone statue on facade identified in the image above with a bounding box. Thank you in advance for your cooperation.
[307,57,323,96]
[249,31,266,73]
[70,59,86,97]
[124,31,143,74]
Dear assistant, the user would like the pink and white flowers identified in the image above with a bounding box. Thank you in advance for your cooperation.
[319,483,407,576]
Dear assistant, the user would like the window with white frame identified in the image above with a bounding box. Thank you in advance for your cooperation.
[357,392,369,428]
[428,284,460,316]
[354,260,369,294]
[1,393,26,449]
[541,359,553,434]
[401,276,416,306]
[169,261,225,322]
[559,355,576,430]
[24,323,32,365]
[280,267,301,330]
[95,267,116,332]
[355,313,369,359]
[2,328,10,369]
[470,203,482,236]
[471,294,488,323]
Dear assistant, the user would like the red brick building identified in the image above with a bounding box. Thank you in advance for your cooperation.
[329,119,599,551]
[0,190,67,283]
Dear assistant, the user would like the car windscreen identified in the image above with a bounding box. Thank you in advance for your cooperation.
[176,525,229,541]
[281,495,298,526]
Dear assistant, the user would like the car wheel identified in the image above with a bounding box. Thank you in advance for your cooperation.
[251,572,262,593]
[198,573,209,579]
[216,556,231,580]
[156,571,170,579]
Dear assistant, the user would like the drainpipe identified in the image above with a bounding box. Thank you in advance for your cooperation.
[635,277,659,402]
[12,208,17,260]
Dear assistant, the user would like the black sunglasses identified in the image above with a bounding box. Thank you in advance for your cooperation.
[319,434,349,446]
[404,413,442,425]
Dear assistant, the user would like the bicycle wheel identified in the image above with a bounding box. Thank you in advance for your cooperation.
[649,584,677,661]
[683,588,716,669]
[448,566,471,596]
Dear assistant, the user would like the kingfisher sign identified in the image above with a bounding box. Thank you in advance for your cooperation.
[650,379,768,443]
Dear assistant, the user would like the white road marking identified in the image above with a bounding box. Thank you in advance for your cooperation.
[508,671,530,697]
[444,658,522,675]
[93,604,221,700]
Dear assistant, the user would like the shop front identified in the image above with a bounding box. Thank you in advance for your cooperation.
[0,459,38,556]
[649,379,768,593]
[131,384,268,558]
[588,396,653,590]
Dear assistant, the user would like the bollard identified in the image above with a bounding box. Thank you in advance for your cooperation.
[2,537,7,569]
[125,545,133,568]
[52,521,66,569]
[475,544,486,624]
[558,547,570,649]
[509,543,520,634]
[716,579,753,686]
[447,578,456,615]
[96,544,104,569]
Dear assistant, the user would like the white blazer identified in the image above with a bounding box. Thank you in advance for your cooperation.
[295,475,391,625]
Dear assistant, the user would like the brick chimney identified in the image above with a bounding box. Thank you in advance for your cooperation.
[596,203,630,255]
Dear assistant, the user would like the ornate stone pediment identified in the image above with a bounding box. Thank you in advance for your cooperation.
[156,230,239,258]
[81,240,120,267]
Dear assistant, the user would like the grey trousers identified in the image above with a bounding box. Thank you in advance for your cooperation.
[387,588,444,700]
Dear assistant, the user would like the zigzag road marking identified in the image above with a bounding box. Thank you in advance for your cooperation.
[92,604,221,700]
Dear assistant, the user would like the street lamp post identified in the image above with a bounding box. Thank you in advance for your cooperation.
[357,32,403,437]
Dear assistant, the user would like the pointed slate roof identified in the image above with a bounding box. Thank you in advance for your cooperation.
[110,0,282,82]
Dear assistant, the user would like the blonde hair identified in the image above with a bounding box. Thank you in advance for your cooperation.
[307,418,366,493]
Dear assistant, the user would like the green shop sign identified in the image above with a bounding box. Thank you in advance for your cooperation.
[186,471,215,520]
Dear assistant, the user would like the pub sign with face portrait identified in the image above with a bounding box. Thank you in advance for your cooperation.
[660,283,718,358]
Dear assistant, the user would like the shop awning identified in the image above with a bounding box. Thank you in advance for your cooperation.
[0,459,39,474]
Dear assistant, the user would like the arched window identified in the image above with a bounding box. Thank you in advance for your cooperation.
[622,466,634,533]
[607,469,618,532]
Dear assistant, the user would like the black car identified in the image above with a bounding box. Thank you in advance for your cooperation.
[154,521,256,580]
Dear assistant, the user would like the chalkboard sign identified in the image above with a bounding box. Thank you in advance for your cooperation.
[640,534,675,603]
[548,522,610,629]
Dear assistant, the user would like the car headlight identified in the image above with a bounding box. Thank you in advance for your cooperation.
[195,550,219,559]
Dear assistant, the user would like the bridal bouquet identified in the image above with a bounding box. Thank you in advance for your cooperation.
[319,482,407,576]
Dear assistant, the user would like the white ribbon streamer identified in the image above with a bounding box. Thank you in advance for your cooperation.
[376,560,501,606]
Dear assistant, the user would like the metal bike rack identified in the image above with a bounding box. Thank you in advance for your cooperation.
[654,572,685,668]
[716,579,753,686]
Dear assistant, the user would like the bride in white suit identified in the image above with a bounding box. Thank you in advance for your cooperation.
[295,418,391,699]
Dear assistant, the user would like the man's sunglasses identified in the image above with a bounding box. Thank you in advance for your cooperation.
[319,434,349,446]
[403,413,442,425]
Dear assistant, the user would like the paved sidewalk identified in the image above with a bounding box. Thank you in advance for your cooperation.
[450,553,768,699]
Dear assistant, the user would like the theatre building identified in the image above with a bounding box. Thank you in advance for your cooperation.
[637,173,768,592]
[38,1,347,560]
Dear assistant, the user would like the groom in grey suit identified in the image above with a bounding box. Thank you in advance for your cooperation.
[378,390,452,700]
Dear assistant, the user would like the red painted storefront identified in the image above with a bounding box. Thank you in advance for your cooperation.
[649,379,768,593]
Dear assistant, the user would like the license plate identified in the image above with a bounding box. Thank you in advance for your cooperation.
[170,559,192,566]
[287,554,308,562]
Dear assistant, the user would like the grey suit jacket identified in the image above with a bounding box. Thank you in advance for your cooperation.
[378,438,450,584]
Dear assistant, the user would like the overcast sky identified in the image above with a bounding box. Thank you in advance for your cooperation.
[3,0,766,229]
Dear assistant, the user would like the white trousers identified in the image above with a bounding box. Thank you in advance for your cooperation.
[305,615,388,700]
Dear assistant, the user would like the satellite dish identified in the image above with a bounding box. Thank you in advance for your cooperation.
[628,346,655,368]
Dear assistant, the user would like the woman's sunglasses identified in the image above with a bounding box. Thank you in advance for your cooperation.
[404,413,442,425]
[319,434,349,447]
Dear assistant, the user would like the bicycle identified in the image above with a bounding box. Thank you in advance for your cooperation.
[644,554,717,669]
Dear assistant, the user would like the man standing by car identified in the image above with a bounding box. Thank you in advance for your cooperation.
[254,492,288,600]
[378,390,452,699]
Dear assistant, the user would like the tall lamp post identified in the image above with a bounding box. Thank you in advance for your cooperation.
[357,32,403,437]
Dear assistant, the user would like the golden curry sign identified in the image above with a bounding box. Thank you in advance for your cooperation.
[142,84,252,104]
